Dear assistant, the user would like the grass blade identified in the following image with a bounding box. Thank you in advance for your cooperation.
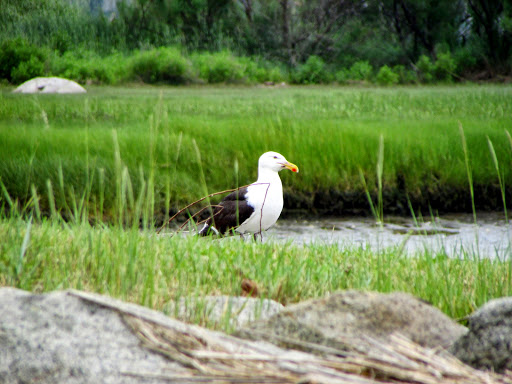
[487,136,508,222]
[16,216,33,280]
[459,123,476,224]
[376,134,384,224]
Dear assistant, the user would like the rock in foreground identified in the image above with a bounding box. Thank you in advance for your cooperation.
[12,77,86,94]
[451,297,512,373]
[0,288,176,384]
[237,290,467,354]
[0,288,509,384]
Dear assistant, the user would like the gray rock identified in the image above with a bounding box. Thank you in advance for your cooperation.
[163,295,284,329]
[0,288,184,384]
[0,288,502,384]
[450,296,512,373]
[236,290,467,355]
[12,77,86,94]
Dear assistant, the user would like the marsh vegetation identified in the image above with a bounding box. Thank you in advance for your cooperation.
[0,85,511,330]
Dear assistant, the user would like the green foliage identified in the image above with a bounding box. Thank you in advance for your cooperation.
[453,47,479,74]
[334,61,375,84]
[0,216,511,323]
[335,69,350,84]
[291,56,331,84]
[192,51,245,83]
[266,67,287,83]
[0,0,510,79]
[349,61,373,82]
[391,65,418,84]
[239,58,287,84]
[434,52,457,82]
[0,38,48,84]
[1,86,510,218]
[415,55,434,83]
[376,65,399,86]
[130,47,192,84]
[11,56,45,84]
[7,46,285,86]
[51,50,128,85]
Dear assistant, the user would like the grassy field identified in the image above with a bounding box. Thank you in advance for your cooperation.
[1,85,511,223]
[0,214,510,330]
[1,85,511,330]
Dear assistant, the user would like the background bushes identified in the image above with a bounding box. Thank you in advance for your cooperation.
[1,38,467,86]
[376,66,399,86]
[0,38,48,83]
[130,47,192,84]
[51,50,126,84]
[1,0,510,86]
[192,51,246,84]
[292,56,332,84]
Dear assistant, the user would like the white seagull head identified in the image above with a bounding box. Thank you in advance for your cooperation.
[258,151,299,173]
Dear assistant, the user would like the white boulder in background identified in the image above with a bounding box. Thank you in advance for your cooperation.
[12,77,86,94]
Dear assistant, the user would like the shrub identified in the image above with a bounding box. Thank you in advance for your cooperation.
[335,68,350,84]
[453,47,478,74]
[130,47,192,84]
[240,57,287,83]
[240,58,266,83]
[50,50,127,85]
[266,67,287,83]
[349,61,373,82]
[392,65,418,84]
[0,38,47,84]
[434,52,457,82]
[11,55,46,84]
[192,51,245,83]
[415,55,434,83]
[376,65,399,86]
[292,55,331,84]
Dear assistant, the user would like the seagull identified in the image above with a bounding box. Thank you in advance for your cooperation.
[199,151,299,240]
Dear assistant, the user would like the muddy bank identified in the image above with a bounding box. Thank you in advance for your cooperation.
[154,183,511,229]
[282,183,512,218]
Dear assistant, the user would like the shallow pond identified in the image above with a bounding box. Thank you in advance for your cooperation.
[266,213,511,260]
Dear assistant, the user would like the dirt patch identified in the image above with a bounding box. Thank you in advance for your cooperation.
[282,183,511,218]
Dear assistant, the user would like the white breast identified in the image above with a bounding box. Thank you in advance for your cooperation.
[236,175,284,234]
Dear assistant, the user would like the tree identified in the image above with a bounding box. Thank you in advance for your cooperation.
[378,0,466,60]
[467,0,512,73]
[267,0,367,66]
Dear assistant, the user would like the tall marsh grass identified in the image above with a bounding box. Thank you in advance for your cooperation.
[0,85,511,221]
[0,85,511,331]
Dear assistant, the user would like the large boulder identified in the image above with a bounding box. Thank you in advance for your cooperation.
[12,77,86,94]
[237,290,467,354]
[0,288,178,384]
[0,288,504,384]
[450,296,512,373]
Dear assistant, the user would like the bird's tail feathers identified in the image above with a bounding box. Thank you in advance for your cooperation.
[198,223,219,236]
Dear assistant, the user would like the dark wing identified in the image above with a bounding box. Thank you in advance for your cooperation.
[199,187,254,235]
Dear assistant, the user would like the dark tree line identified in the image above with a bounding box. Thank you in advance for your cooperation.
[110,0,511,76]
[1,0,511,77]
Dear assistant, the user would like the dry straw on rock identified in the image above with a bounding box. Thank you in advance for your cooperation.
[122,313,512,384]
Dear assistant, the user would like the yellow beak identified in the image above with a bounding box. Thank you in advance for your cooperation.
[284,161,299,173]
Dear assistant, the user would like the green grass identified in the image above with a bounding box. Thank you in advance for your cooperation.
[0,84,511,331]
[0,215,510,329]
[0,85,511,221]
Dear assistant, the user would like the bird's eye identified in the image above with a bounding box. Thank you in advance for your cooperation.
[273,156,278,159]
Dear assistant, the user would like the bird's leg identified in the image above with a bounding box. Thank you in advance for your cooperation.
[239,233,245,240]
[253,232,263,242]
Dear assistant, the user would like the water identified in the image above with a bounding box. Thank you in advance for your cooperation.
[266,213,511,260]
